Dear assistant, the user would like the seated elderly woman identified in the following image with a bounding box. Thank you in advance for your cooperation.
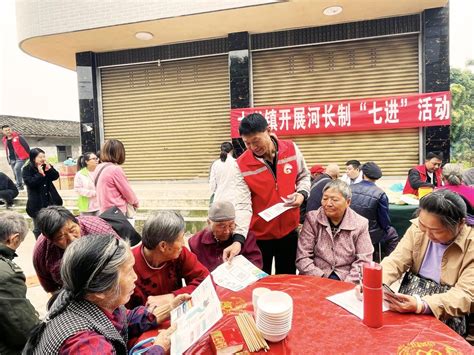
[381,190,473,341]
[128,211,209,309]
[296,179,373,283]
[23,234,188,354]
[33,205,119,293]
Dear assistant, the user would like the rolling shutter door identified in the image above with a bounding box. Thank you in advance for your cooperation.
[100,55,229,180]
[252,35,419,175]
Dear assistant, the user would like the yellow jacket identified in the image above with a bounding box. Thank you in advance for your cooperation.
[381,219,474,320]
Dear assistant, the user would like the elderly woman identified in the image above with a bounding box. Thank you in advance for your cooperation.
[24,234,188,354]
[129,211,209,309]
[381,190,473,341]
[33,206,118,293]
[437,163,474,209]
[296,179,373,282]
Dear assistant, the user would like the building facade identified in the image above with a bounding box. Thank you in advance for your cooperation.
[16,0,450,180]
[0,115,80,177]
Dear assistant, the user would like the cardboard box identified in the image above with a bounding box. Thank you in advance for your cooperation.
[59,177,75,190]
[60,165,77,176]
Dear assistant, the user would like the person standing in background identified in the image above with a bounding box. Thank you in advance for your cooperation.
[95,139,139,216]
[1,125,30,190]
[209,142,237,205]
[22,148,63,238]
[340,160,363,185]
[74,152,99,216]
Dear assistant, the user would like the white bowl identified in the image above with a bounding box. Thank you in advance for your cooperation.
[260,331,289,342]
[257,291,293,315]
[257,324,291,335]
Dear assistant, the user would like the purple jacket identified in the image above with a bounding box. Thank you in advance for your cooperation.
[188,228,263,272]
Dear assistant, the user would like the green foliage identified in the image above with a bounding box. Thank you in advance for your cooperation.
[450,68,474,166]
[47,156,59,164]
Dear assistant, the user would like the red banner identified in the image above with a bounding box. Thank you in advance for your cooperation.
[230,91,451,138]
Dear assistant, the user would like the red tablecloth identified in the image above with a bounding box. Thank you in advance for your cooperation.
[139,275,473,354]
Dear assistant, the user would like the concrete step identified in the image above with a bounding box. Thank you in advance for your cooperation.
[17,212,207,235]
[12,197,210,211]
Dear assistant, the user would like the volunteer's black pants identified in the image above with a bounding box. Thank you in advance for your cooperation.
[256,229,298,275]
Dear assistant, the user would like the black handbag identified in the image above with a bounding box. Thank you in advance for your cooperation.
[99,206,141,246]
[398,271,469,336]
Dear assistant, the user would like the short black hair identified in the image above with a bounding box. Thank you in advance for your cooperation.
[239,113,268,136]
[417,189,466,235]
[426,151,443,160]
[37,206,78,240]
[1,125,10,130]
[345,160,361,169]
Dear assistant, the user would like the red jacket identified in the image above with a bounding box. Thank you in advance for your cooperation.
[2,132,29,161]
[403,164,443,196]
[127,244,209,308]
[237,139,299,240]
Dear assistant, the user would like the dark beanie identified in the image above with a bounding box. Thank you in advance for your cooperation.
[362,162,382,180]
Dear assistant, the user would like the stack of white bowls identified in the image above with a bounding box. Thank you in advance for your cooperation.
[255,291,293,342]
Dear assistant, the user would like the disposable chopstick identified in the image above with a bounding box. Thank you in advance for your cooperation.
[236,315,256,352]
[241,314,259,351]
[242,312,269,351]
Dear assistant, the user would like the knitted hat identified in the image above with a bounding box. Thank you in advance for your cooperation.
[208,201,235,221]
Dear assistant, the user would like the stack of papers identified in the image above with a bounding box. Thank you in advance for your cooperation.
[212,255,268,292]
[170,276,222,355]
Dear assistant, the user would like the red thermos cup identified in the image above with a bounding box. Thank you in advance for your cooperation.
[362,262,383,328]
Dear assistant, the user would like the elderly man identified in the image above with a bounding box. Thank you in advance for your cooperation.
[296,179,373,282]
[0,212,39,354]
[341,160,363,185]
[350,162,399,262]
[403,152,443,196]
[227,113,311,275]
[129,211,209,309]
[306,163,340,214]
[33,205,118,293]
[189,201,262,272]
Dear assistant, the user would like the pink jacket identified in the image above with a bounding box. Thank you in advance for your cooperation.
[95,163,139,214]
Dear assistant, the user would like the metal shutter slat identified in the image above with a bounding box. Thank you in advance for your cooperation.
[101,55,230,180]
[252,35,419,176]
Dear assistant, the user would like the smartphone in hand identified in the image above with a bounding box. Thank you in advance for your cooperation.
[382,283,396,295]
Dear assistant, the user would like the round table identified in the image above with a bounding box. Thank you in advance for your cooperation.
[140,275,472,354]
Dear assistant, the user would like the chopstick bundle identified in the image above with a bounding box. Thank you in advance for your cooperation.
[235,312,270,352]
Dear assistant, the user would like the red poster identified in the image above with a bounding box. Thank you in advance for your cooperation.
[230,91,451,138]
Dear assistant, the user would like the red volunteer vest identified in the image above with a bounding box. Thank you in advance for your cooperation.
[237,139,299,240]
[2,132,29,160]
[403,164,443,196]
